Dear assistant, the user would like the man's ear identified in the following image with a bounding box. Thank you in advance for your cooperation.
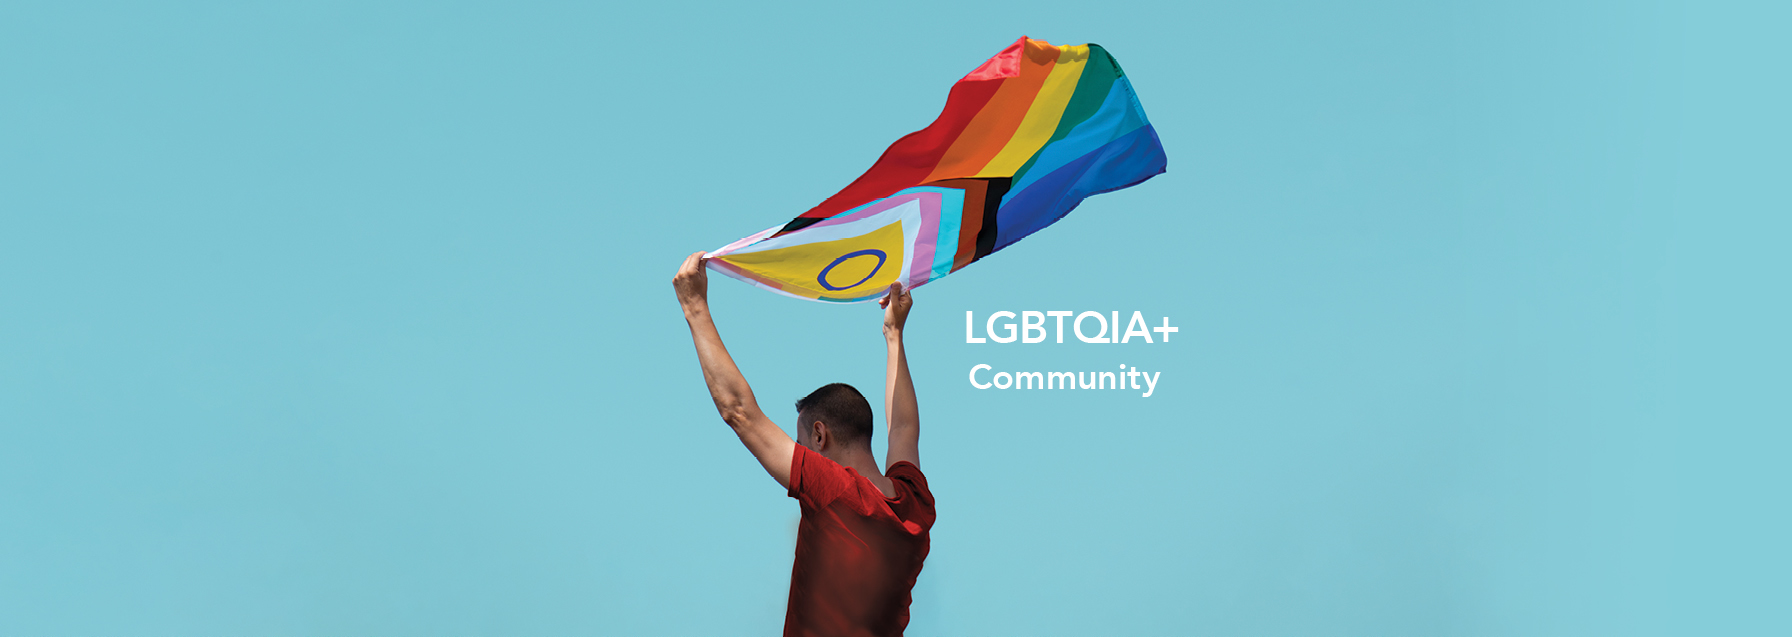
[811,421,829,452]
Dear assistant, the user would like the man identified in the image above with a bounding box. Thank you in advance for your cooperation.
[674,251,934,637]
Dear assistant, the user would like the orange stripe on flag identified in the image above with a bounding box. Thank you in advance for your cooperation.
[922,39,1060,182]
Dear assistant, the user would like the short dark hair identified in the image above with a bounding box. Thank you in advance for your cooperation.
[794,383,873,444]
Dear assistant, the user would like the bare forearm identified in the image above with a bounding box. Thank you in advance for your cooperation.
[884,329,919,470]
[684,300,764,424]
[885,332,918,430]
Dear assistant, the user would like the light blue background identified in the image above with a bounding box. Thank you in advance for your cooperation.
[2,1,1786,635]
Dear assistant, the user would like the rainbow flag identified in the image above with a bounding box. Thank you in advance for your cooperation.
[708,37,1167,302]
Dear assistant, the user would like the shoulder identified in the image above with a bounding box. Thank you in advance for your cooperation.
[885,461,933,501]
[788,445,853,503]
[886,460,925,481]
[883,461,936,531]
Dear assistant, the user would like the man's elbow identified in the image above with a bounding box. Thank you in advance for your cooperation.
[716,403,759,429]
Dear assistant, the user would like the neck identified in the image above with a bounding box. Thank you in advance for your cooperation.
[824,445,883,477]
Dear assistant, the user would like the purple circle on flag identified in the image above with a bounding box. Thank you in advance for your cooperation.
[817,249,887,291]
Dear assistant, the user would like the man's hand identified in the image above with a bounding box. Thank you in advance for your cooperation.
[879,282,912,337]
[674,251,709,308]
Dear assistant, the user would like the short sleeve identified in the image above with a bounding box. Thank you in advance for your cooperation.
[787,444,852,509]
[885,461,937,530]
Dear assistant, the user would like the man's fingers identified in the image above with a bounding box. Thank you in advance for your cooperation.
[678,251,710,277]
[885,283,903,304]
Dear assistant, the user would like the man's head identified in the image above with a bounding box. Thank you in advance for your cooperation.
[794,383,873,454]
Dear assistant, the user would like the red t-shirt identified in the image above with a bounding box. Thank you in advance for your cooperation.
[784,444,936,637]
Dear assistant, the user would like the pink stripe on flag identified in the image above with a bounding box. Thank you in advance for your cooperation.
[907,196,941,290]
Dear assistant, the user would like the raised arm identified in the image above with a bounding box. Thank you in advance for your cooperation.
[879,283,919,471]
[674,251,795,488]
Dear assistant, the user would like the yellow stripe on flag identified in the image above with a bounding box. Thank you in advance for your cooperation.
[977,45,1088,177]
